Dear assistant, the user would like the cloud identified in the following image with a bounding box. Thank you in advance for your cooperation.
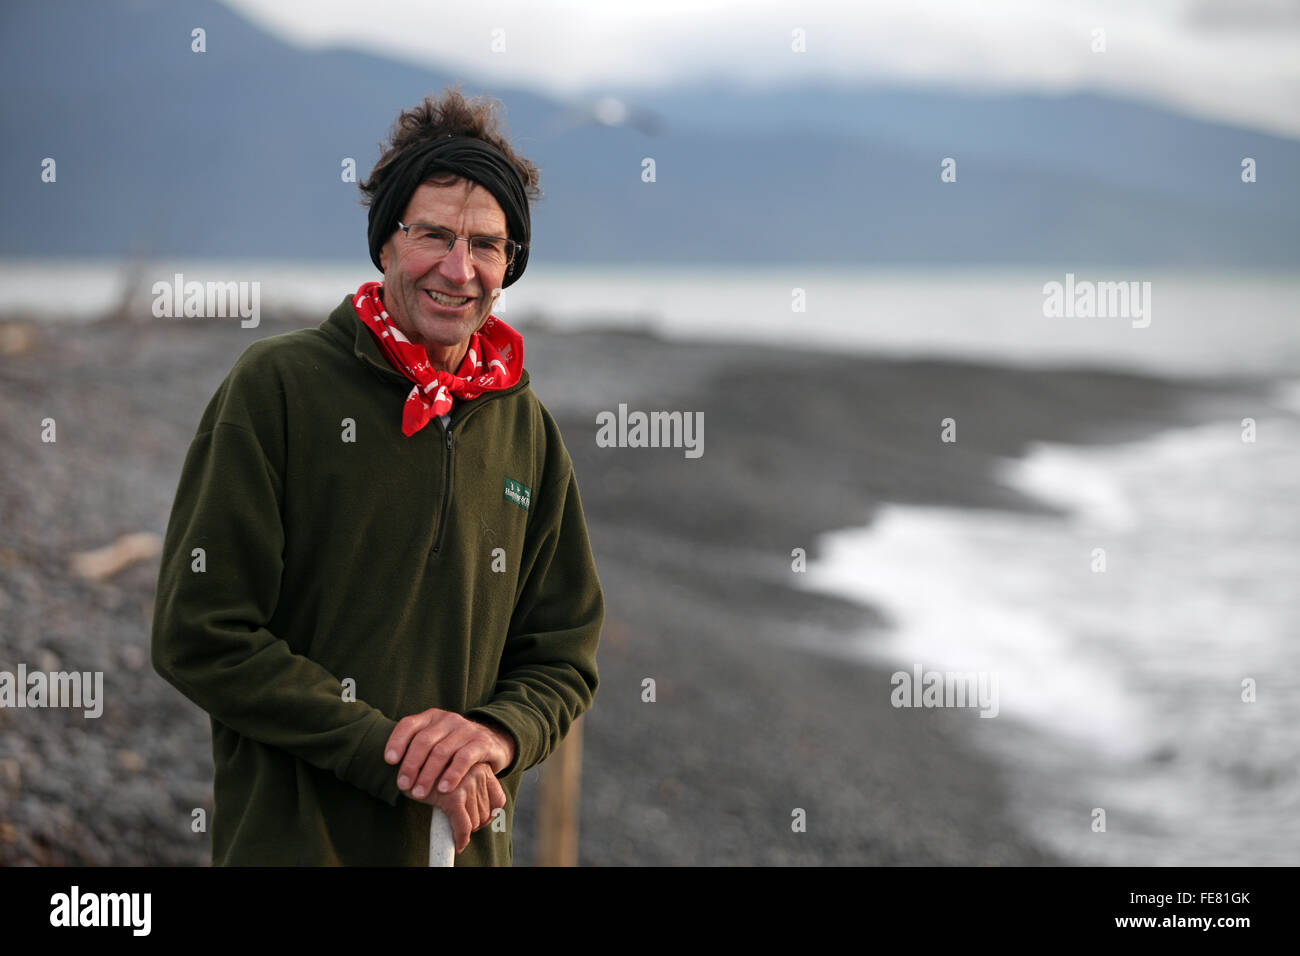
[220,0,1300,138]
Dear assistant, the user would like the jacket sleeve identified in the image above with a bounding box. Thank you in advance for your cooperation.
[464,434,604,777]
[150,364,402,806]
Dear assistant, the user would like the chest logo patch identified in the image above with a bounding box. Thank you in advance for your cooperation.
[503,477,531,512]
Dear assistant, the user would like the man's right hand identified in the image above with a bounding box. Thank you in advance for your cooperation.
[406,761,507,854]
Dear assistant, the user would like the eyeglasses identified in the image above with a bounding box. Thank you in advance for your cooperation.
[396,221,524,269]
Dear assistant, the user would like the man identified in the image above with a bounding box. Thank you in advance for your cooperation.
[150,89,604,866]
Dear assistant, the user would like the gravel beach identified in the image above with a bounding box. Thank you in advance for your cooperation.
[0,307,1272,865]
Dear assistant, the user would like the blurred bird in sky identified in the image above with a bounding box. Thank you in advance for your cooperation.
[542,95,665,137]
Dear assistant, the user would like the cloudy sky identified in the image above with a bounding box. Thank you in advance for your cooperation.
[221,0,1300,138]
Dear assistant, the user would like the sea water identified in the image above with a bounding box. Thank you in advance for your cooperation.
[799,387,1300,865]
[3,259,1298,376]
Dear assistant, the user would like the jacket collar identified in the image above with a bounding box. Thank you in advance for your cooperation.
[321,292,530,402]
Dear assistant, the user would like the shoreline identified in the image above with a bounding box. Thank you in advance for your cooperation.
[518,326,1274,865]
[0,311,1277,864]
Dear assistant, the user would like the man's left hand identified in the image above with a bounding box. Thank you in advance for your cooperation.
[384,708,517,799]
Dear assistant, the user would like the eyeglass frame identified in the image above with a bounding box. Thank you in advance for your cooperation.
[395,220,526,270]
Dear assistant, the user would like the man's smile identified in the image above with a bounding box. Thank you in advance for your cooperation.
[424,288,476,310]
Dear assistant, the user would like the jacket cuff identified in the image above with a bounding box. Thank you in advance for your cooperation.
[346,712,402,805]
[464,706,540,778]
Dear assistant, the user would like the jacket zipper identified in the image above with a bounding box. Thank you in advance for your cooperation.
[432,423,454,553]
[430,386,521,554]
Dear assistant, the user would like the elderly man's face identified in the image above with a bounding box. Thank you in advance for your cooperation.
[379,178,509,357]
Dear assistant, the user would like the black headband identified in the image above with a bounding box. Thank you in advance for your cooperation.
[366,134,531,287]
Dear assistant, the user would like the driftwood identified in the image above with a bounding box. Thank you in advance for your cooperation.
[0,322,35,357]
[69,532,162,582]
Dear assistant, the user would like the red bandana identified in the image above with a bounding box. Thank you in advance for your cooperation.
[351,281,524,437]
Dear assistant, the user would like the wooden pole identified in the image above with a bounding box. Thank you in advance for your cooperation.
[535,714,583,866]
[428,809,455,867]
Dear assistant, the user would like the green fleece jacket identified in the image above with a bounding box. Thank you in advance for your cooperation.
[150,294,604,866]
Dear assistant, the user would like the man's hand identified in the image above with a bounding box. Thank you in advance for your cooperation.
[407,761,507,853]
[384,707,516,800]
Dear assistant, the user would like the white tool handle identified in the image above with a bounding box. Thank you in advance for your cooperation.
[428,809,456,867]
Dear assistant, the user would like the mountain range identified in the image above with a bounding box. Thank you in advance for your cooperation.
[2,0,1296,267]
